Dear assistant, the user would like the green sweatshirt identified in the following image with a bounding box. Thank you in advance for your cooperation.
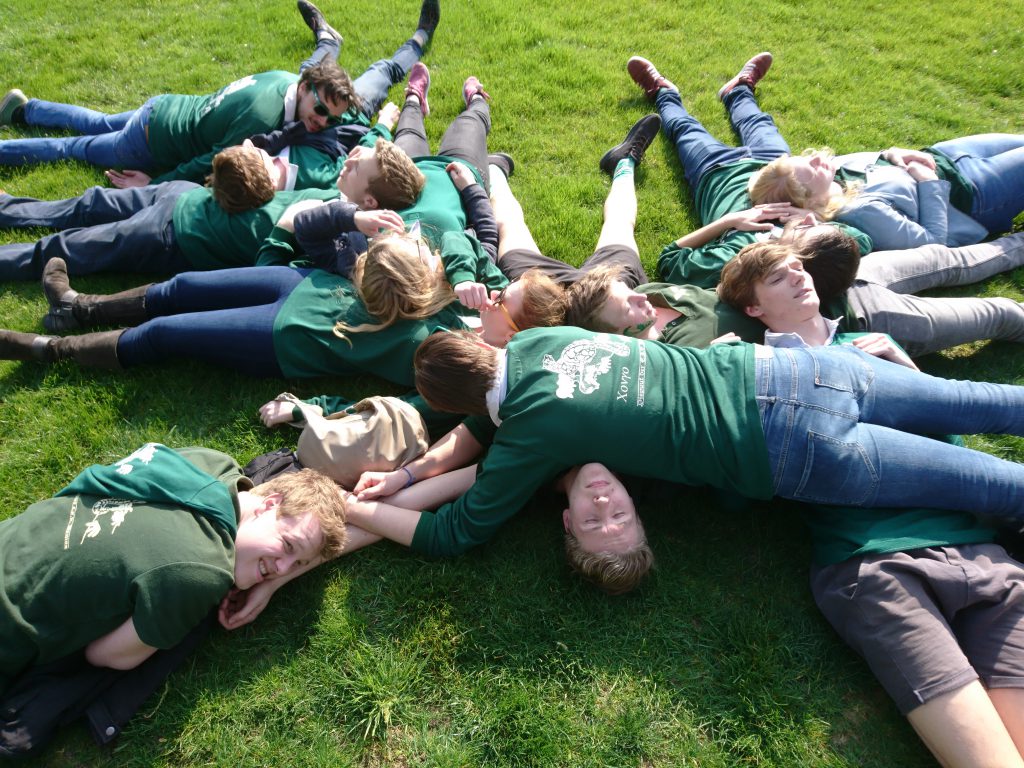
[657,159,874,288]
[0,446,246,688]
[638,283,767,347]
[270,268,474,386]
[411,327,772,556]
[173,187,338,270]
[400,157,482,247]
[148,71,297,184]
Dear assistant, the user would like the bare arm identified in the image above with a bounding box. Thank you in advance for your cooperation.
[673,203,804,249]
[355,424,484,499]
[85,617,159,670]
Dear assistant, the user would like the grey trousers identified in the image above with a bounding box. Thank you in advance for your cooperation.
[847,232,1024,356]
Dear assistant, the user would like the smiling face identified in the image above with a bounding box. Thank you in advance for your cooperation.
[232,493,324,590]
[788,154,836,203]
[745,254,821,328]
[479,279,526,347]
[562,464,642,554]
[596,279,658,335]
[296,81,349,133]
[337,144,382,208]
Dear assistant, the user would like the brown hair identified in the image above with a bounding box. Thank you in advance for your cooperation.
[414,330,498,415]
[366,139,426,210]
[786,225,861,304]
[298,59,360,114]
[717,241,793,311]
[252,468,348,559]
[334,233,456,339]
[564,266,624,332]
[207,145,275,214]
[517,269,568,329]
[564,524,654,595]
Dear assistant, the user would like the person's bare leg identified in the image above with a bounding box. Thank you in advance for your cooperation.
[906,681,1024,767]
[593,163,638,254]
[988,688,1024,758]
[489,165,540,258]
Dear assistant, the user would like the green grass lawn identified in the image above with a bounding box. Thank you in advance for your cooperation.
[2,0,1023,765]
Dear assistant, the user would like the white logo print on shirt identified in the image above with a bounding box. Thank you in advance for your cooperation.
[542,336,630,399]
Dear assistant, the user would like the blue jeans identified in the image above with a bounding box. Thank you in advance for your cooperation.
[755,345,1024,520]
[118,267,308,376]
[931,134,1024,234]
[0,182,195,280]
[656,85,790,203]
[0,98,156,168]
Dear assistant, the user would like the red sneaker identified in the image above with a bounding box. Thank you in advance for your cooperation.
[627,57,677,101]
[404,62,431,116]
[462,76,490,107]
[718,52,773,101]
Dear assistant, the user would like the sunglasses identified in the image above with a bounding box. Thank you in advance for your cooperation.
[493,281,521,333]
[309,83,342,125]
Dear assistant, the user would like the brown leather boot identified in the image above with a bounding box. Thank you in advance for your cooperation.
[0,329,124,369]
[42,257,151,332]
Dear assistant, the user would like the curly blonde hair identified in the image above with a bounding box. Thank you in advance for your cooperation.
[334,233,455,339]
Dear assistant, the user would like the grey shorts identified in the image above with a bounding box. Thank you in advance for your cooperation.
[811,543,1024,715]
[497,245,648,288]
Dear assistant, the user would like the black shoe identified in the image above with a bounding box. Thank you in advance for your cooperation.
[488,152,514,179]
[416,0,440,39]
[297,0,343,45]
[599,114,661,175]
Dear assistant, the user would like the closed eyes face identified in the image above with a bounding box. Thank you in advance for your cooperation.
[563,463,641,554]
[479,279,525,347]
[789,155,836,200]
[337,144,381,206]
[597,280,657,334]
[746,255,819,322]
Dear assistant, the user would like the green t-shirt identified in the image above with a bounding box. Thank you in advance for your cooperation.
[638,283,767,347]
[411,327,772,556]
[173,187,339,270]
[0,446,246,689]
[270,268,473,386]
[148,71,297,184]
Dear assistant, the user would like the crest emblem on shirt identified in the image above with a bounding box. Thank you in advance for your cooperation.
[542,336,630,399]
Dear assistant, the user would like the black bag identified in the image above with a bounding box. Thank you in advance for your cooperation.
[242,447,304,484]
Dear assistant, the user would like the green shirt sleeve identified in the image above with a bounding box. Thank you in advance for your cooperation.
[440,231,507,291]
[256,226,303,266]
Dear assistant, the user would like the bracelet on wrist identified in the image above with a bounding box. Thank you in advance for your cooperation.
[401,466,415,489]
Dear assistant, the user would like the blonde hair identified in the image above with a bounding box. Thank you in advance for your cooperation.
[252,468,348,559]
[334,233,455,340]
[368,139,426,210]
[564,523,654,595]
[748,148,860,219]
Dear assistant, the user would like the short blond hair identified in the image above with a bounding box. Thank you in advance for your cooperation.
[208,145,275,214]
[368,139,426,210]
[335,233,455,339]
[564,524,654,595]
[252,468,347,559]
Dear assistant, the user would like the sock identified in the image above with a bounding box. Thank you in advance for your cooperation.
[413,29,429,47]
[613,158,635,180]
